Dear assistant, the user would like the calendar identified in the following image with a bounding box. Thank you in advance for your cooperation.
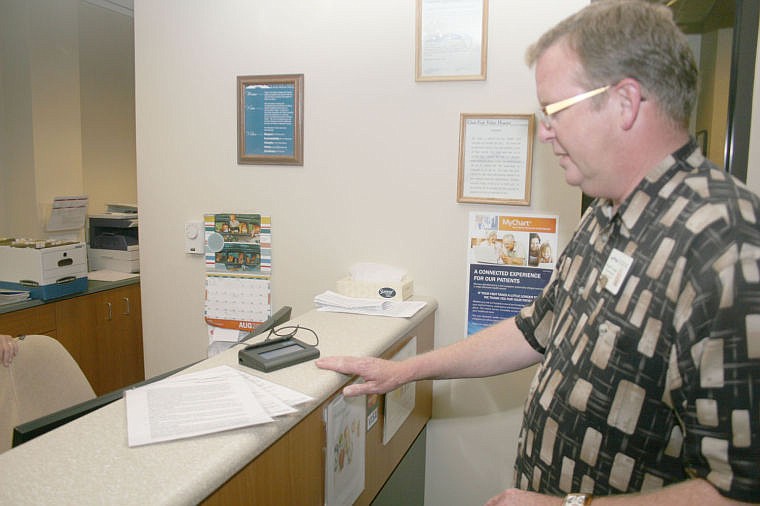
[203,212,272,332]
[204,274,271,331]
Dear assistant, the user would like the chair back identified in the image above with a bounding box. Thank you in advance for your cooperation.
[0,335,95,452]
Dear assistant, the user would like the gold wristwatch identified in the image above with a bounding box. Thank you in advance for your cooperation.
[563,492,593,505]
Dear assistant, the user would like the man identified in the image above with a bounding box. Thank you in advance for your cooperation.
[474,231,501,264]
[317,1,760,505]
[528,233,541,266]
[1,334,18,367]
[500,233,526,266]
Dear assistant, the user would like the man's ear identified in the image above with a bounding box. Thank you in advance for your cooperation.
[614,78,645,130]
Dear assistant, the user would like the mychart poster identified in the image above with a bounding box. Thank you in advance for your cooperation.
[466,212,558,335]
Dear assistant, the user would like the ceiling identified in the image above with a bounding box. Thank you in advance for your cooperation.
[655,0,736,33]
[81,0,733,32]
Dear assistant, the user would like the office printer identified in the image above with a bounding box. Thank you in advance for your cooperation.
[0,238,88,300]
[87,204,139,273]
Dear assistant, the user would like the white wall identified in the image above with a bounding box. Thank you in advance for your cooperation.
[79,2,137,216]
[132,1,759,504]
[0,0,136,238]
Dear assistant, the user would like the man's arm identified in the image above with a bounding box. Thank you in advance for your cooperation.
[316,317,543,397]
[485,478,754,505]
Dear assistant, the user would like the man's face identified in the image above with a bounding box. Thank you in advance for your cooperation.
[503,236,515,250]
[534,42,617,199]
[530,237,540,253]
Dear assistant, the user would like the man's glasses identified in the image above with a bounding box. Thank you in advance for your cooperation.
[537,85,611,128]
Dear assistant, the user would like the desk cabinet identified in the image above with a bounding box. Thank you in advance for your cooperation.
[94,284,144,393]
[0,283,144,396]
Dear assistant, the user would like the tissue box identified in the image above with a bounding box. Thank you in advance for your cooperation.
[336,276,414,301]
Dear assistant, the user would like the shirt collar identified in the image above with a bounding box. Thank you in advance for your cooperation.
[589,138,700,233]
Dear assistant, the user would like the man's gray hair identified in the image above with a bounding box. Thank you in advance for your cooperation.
[526,0,698,128]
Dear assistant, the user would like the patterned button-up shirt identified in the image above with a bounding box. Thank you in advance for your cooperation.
[513,141,760,502]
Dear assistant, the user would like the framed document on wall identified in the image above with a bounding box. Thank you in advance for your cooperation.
[415,0,488,81]
[457,113,534,205]
[237,74,304,165]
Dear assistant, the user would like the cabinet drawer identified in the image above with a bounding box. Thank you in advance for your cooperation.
[0,304,57,337]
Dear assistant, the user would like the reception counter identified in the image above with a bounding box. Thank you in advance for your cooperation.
[0,298,437,505]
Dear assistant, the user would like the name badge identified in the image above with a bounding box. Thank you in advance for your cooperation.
[600,248,633,295]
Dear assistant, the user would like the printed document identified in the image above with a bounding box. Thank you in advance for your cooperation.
[125,365,311,447]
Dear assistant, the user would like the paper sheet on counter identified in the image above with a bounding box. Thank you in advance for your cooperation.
[87,269,140,282]
[125,365,312,447]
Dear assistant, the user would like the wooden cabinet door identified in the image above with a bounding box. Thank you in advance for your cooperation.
[94,284,145,394]
[54,294,100,390]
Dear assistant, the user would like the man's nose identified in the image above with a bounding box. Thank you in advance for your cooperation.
[537,121,554,143]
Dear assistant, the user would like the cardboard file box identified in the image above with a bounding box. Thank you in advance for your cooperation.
[0,241,88,301]
[0,242,87,286]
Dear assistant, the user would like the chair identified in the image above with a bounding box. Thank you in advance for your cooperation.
[0,335,95,452]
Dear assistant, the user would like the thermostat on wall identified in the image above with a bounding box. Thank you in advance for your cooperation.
[184,221,204,254]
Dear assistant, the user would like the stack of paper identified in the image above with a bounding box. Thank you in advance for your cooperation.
[125,365,312,447]
[0,290,30,305]
[313,290,426,318]
[314,290,389,310]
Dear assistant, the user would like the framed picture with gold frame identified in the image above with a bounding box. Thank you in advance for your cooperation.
[415,0,488,82]
[237,74,304,165]
[457,113,534,205]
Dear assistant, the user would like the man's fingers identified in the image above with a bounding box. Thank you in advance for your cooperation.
[342,382,369,397]
[315,355,357,374]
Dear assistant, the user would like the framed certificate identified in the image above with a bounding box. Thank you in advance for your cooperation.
[237,74,304,165]
[415,0,488,81]
[457,113,534,205]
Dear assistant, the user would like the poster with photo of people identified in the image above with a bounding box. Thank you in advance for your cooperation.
[466,212,558,335]
[204,213,271,273]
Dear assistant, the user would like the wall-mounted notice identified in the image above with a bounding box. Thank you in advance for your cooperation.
[457,114,535,205]
[465,212,558,335]
[237,74,304,165]
[415,0,488,81]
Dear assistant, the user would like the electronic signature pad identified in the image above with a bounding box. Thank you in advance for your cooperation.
[238,336,320,372]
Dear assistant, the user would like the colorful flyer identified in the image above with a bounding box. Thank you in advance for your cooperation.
[204,213,271,273]
[466,212,558,335]
[325,389,366,506]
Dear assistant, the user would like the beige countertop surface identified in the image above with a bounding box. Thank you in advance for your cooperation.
[0,298,437,505]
